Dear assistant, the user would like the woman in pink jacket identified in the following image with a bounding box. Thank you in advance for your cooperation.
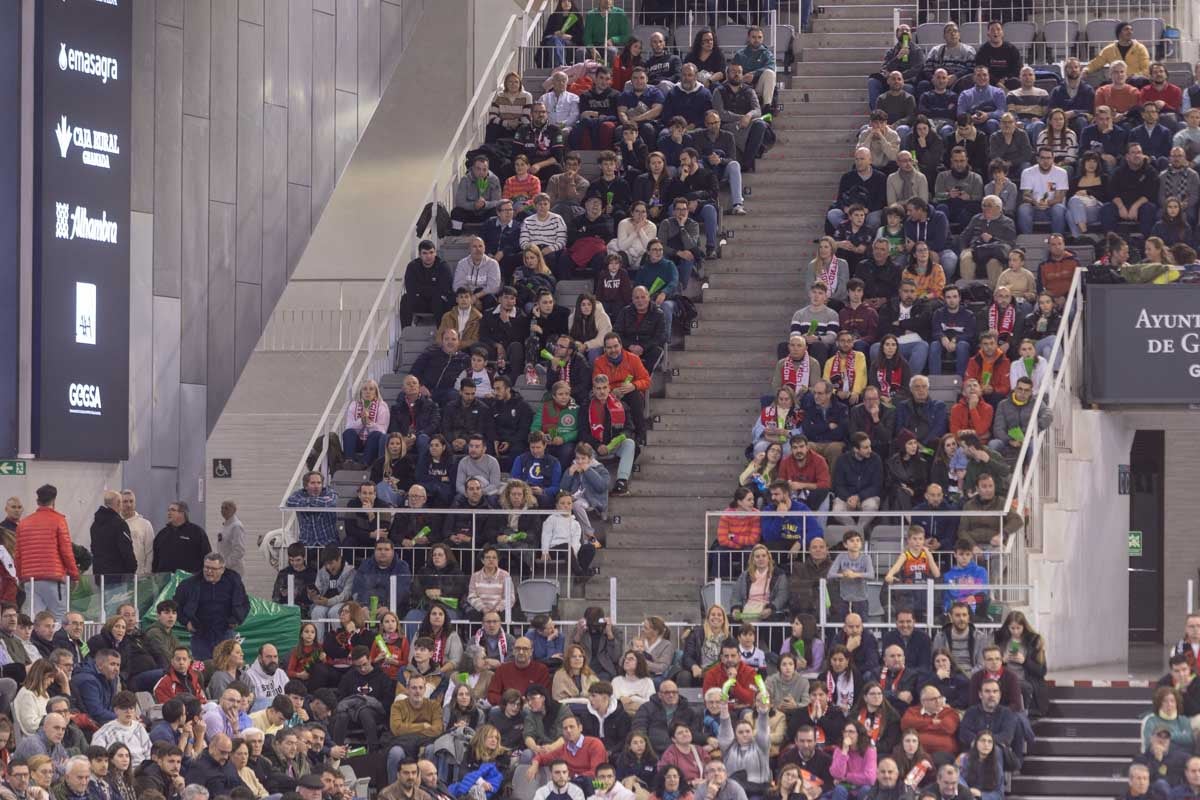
[342,379,389,468]
[830,720,878,795]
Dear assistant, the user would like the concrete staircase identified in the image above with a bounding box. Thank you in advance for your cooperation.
[1012,683,1143,800]
[586,0,911,624]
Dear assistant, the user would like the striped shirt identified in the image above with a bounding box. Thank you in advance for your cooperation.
[519,212,568,252]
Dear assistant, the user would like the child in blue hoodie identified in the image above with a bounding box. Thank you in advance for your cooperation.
[941,539,990,616]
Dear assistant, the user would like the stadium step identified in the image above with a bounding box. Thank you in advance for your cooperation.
[670,365,774,384]
[778,87,869,101]
[623,477,734,497]
[1019,756,1131,777]
[810,17,896,34]
[700,288,803,304]
[666,381,772,399]
[682,334,786,352]
[628,462,738,482]
[693,302,796,321]
[1009,776,1126,797]
[772,114,870,131]
[650,398,760,416]
[638,444,745,465]
[817,5,915,20]
[792,60,882,77]
[681,322,782,339]
[647,412,752,431]
[669,346,778,364]
[648,427,751,447]
[802,31,896,48]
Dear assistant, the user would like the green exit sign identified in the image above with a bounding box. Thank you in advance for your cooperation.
[1128,530,1143,557]
[0,460,26,477]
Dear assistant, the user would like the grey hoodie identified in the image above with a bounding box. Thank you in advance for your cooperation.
[717,710,772,785]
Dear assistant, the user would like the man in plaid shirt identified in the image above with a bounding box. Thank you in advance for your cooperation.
[285,472,339,547]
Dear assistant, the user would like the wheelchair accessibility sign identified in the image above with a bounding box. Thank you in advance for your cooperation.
[212,458,232,479]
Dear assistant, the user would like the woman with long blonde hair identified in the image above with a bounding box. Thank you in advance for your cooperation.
[678,604,730,685]
[342,379,389,467]
[731,545,787,622]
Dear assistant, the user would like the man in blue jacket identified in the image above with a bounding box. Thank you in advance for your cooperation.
[663,64,713,129]
[71,649,121,724]
[174,553,250,660]
[903,197,957,279]
[634,242,679,333]
[761,481,823,555]
[832,433,884,517]
[801,381,850,466]
[733,26,778,113]
[352,538,412,613]
[896,375,948,449]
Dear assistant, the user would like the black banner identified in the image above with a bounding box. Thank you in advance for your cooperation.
[0,3,20,457]
[1085,284,1200,404]
[34,0,131,460]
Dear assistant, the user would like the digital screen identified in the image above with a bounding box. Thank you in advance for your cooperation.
[0,3,20,457]
[33,0,131,460]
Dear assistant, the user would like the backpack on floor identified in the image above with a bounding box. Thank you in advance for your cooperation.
[415,202,451,239]
[671,295,698,332]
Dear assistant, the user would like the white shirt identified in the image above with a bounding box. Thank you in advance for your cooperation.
[126,513,155,576]
[540,89,581,128]
[1020,164,1069,202]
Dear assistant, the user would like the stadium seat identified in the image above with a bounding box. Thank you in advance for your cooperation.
[1130,17,1165,50]
[914,22,946,46]
[632,25,670,49]
[1004,21,1037,56]
[958,22,986,47]
[716,24,750,50]
[517,578,560,616]
[1083,18,1119,55]
[673,23,702,51]
[928,374,962,404]
[1041,20,1079,60]
[1167,62,1194,88]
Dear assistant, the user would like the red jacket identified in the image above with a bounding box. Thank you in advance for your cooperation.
[592,350,651,393]
[701,661,759,707]
[900,705,959,754]
[153,666,209,705]
[777,451,831,490]
[964,351,1011,403]
[487,659,551,706]
[15,507,79,581]
[949,397,994,438]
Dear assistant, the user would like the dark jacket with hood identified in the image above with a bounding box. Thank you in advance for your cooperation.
[89,505,136,576]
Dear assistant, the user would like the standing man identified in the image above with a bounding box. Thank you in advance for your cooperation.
[285,472,340,548]
[151,501,211,575]
[173,553,249,660]
[120,490,155,577]
[90,490,136,580]
[216,501,246,576]
[15,485,79,620]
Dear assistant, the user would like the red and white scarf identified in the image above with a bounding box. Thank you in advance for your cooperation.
[858,708,883,743]
[876,365,903,399]
[352,399,381,441]
[818,256,840,290]
[988,302,1016,336]
[781,357,811,390]
[828,352,857,391]
[760,404,801,430]
[589,395,626,440]
[474,628,509,662]
[431,631,448,666]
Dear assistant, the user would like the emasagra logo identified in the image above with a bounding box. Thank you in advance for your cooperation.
[54,116,119,169]
[54,202,119,244]
[58,43,119,83]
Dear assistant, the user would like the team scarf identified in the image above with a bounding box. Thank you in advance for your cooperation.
[988,302,1016,336]
[781,357,811,390]
[430,630,448,666]
[828,351,857,391]
[760,403,802,430]
[876,364,903,400]
[808,701,827,744]
[351,399,381,441]
[818,256,840,290]
[858,707,883,743]
[827,669,855,710]
[589,394,626,440]
[474,628,509,662]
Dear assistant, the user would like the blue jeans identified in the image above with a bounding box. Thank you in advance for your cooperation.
[715,160,744,206]
[929,337,971,375]
[191,628,235,660]
[1024,119,1045,144]
[828,208,883,230]
[658,299,675,332]
[1101,200,1158,236]
[599,437,637,481]
[739,119,769,169]
[129,669,165,693]
[342,429,385,465]
[30,580,68,621]
[1066,196,1102,235]
[542,34,566,67]
[938,249,959,280]
[696,203,719,249]
[870,338,929,374]
[677,259,696,290]
[1017,202,1067,234]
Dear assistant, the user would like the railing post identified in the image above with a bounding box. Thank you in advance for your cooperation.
[609,577,617,624]
[288,574,296,607]
[714,577,722,609]
[390,575,398,616]
[99,575,106,623]
[926,579,935,631]
[504,576,513,626]
[818,578,828,633]
[1189,579,1195,614]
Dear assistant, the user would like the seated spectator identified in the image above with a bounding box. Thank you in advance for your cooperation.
[71,649,120,725]
[309,546,355,627]
[896,376,949,449]
[990,376,1052,460]
[929,286,977,377]
[877,72,918,140]
[618,68,666,146]
[1036,110,1078,173]
[959,679,1024,771]
[541,71,580,133]
[1081,106,1129,176]
[774,434,831,510]
[921,22,975,89]
[1153,198,1194,248]
[614,287,668,372]
[1132,103,1174,169]
[350,538,411,613]
[610,202,656,270]
[790,283,840,365]
[936,148,984,227]
[960,473,1023,549]
[839,279,880,357]
[1048,57,1095,133]
[900,686,959,758]
[532,381,581,469]
[560,442,614,541]
[513,246,558,314]
[548,153,591,221]
[1176,107,1200,167]
[91,691,152,766]
[963,332,1012,408]
[957,66,1005,136]
[711,64,768,177]
[901,242,946,301]
[516,103,565,182]
[660,197,704,290]
[632,152,683,228]
[958,195,1016,285]
[633,240,679,332]
[487,72,532,143]
[1009,338,1049,393]
[824,331,868,406]
[761,481,823,556]
[371,433,417,507]
[712,488,761,578]
[442,381,493,458]
[975,21,1023,89]
[873,280,931,375]
[989,114,1033,176]
[1016,147,1069,234]
[1085,21,1150,82]
[1095,61,1143,127]
[867,26,923,111]
[885,431,929,511]
[588,153,633,229]
[1137,60,1180,127]
[832,433,883,518]
[643,30,682,93]
[958,430,1011,498]
[1025,293,1063,372]
[505,156,542,215]
[849,386,898,461]
[1159,146,1200,224]
[526,290,571,375]
[401,240,454,327]
[438,289,484,354]
[774,335,820,399]
[995,251,1038,315]
[733,25,777,112]
[663,65,713,132]
[1006,67,1050,142]
[903,197,954,277]
[520,194,569,267]
[411,329,470,407]
[835,206,875,277]
[480,291,530,385]
[868,334,914,408]
[694,111,747,217]
[859,110,903,172]
[911,118,949,189]
[573,67,622,151]
[561,197,614,279]
[581,372,638,493]
[341,481,391,551]
[829,148,888,231]
[944,115,989,176]
[453,156,504,230]
[950,379,993,438]
[800,381,849,466]
[385,673,442,774]
[593,333,650,445]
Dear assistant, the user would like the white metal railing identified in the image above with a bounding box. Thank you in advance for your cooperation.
[1005,267,1084,559]
[277,7,538,528]
[703,508,1026,607]
[256,307,375,352]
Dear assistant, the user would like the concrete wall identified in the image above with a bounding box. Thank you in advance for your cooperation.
[120,0,424,529]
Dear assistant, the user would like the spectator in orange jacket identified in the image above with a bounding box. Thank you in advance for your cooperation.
[963,332,1012,407]
[15,485,79,621]
[899,684,960,755]
[593,333,650,445]
[949,379,994,438]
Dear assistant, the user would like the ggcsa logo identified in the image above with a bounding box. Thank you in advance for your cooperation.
[68,383,102,416]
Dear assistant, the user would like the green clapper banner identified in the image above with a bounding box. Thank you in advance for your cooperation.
[67,571,300,662]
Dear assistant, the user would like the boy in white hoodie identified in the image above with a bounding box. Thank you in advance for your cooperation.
[539,491,582,563]
[91,690,152,767]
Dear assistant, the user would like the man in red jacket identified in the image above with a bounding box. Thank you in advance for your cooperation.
[900,685,960,755]
[701,638,760,710]
[487,637,551,705]
[15,485,79,621]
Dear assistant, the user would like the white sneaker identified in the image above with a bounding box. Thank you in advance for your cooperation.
[731,204,747,215]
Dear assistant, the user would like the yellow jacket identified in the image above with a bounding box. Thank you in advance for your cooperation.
[822,350,868,399]
[1085,40,1151,77]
